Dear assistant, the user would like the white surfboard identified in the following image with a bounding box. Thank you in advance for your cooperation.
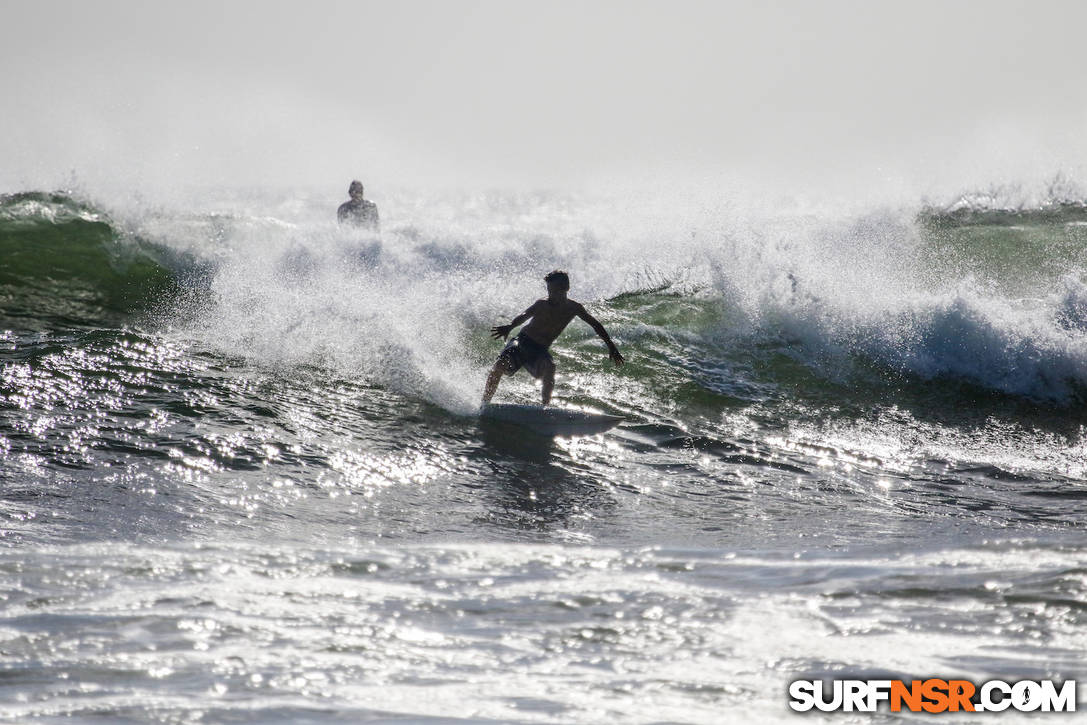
[480,404,623,437]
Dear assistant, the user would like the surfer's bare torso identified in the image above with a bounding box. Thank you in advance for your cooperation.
[518,298,585,347]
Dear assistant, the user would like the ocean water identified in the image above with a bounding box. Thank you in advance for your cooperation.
[1,185,1086,722]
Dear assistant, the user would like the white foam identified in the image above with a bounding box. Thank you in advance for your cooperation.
[711,208,1087,401]
[119,184,1087,408]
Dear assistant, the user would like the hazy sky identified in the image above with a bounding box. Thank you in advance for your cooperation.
[4,0,1087,196]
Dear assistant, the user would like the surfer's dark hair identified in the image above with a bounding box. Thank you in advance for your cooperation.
[544,270,570,290]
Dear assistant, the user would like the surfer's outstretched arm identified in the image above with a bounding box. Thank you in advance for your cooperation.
[491,302,539,340]
[576,304,624,366]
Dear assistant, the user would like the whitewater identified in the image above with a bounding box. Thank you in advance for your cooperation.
[1,182,1086,723]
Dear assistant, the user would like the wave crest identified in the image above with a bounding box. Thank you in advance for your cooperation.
[0,191,195,325]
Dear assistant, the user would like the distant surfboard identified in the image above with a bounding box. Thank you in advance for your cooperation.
[480,404,623,437]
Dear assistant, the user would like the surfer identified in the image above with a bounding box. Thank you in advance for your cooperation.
[483,270,624,406]
[337,180,380,232]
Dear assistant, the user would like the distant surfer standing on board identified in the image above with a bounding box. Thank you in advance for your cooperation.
[483,270,624,406]
[337,180,380,232]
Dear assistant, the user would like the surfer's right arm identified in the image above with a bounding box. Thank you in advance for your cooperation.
[490,302,539,340]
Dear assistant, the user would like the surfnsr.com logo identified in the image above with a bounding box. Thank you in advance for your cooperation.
[789,679,1077,713]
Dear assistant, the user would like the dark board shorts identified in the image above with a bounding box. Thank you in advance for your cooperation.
[497,334,553,379]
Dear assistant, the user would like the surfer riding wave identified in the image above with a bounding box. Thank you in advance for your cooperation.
[482,270,624,406]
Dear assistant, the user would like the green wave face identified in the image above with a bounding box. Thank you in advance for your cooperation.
[920,204,1087,296]
[0,192,179,326]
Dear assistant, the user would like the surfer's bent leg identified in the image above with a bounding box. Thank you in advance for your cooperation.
[482,364,504,405]
[482,347,520,405]
[514,338,555,405]
[539,358,556,405]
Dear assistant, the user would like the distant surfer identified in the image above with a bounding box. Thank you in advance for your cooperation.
[483,270,624,406]
[337,180,380,232]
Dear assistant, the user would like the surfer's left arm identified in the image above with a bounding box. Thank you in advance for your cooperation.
[576,304,624,366]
